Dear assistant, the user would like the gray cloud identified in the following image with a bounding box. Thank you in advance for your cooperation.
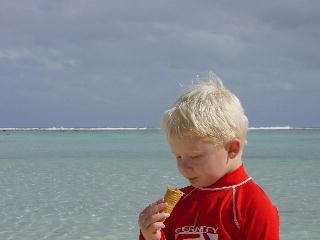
[1,0,319,127]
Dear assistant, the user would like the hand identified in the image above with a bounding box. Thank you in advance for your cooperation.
[138,199,170,240]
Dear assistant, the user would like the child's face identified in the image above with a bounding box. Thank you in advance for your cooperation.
[169,137,231,188]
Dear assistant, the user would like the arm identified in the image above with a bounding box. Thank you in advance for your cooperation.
[242,204,279,240]
[238,185,280,240]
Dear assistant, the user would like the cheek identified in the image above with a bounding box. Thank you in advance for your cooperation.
[198,158,221,174]
[176,159,196,174]
[176,160,185,172]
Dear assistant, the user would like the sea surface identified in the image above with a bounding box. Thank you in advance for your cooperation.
[0,128,319,240]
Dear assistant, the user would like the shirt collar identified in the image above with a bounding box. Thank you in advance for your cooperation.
[203,164,249,189]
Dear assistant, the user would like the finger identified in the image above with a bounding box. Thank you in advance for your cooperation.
[149,202,168,215]
[139,200,168,227]
[146,221,166,233]
[142,212,170,229]
[139,201,159,220]
[148,199,165,209]
[152,212,170,222]
[141,199,164,214]
[139,210,170,230]
[141,201,168,219]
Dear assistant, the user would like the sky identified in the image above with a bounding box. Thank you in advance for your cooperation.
[1,0,319,128]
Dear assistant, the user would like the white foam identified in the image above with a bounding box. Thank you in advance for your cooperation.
[249,126,293,130]
[1,127,319,131]
[0,127,150,131]
[249,126,320,130]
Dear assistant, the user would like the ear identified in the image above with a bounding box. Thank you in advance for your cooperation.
[226,139,241,159]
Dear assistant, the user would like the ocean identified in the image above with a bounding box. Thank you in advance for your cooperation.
[0,128,319,240]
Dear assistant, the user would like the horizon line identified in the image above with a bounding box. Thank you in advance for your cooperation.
[1,126,320,131]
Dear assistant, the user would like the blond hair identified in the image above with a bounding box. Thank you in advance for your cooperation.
[161,73,248,147]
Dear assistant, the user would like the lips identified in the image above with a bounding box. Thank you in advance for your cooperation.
[188,177,197,181]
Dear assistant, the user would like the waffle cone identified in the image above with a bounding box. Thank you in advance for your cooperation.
[161,186,184,215]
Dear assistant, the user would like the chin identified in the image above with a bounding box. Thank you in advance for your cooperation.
[189,181,204,188]
[192,181,216,188]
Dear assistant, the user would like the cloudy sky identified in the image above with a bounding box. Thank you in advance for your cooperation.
[1,0,319,128]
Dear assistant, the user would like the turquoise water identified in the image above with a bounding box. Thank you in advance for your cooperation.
[0,129,319,239]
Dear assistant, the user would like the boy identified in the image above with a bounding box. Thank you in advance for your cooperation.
[138,74,279,240]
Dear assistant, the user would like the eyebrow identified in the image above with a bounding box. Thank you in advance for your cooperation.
[171,151,202,155]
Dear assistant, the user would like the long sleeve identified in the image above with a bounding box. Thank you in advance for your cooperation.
[237,184,280,240]
[243,204,279,239]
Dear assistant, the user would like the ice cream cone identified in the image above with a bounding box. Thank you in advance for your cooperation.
[161,186,184,217]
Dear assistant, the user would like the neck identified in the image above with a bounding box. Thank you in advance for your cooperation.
[228,155,242,173]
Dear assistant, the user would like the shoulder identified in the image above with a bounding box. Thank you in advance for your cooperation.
[239,180,274,206]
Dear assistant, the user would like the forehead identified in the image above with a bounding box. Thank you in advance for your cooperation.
[168,137,217,153]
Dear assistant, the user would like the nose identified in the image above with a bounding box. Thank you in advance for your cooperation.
[177,157,193,170]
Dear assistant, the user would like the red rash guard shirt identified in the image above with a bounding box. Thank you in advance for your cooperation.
[139,165,279,240]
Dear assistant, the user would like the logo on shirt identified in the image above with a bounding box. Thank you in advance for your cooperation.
[175,226,218,240]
